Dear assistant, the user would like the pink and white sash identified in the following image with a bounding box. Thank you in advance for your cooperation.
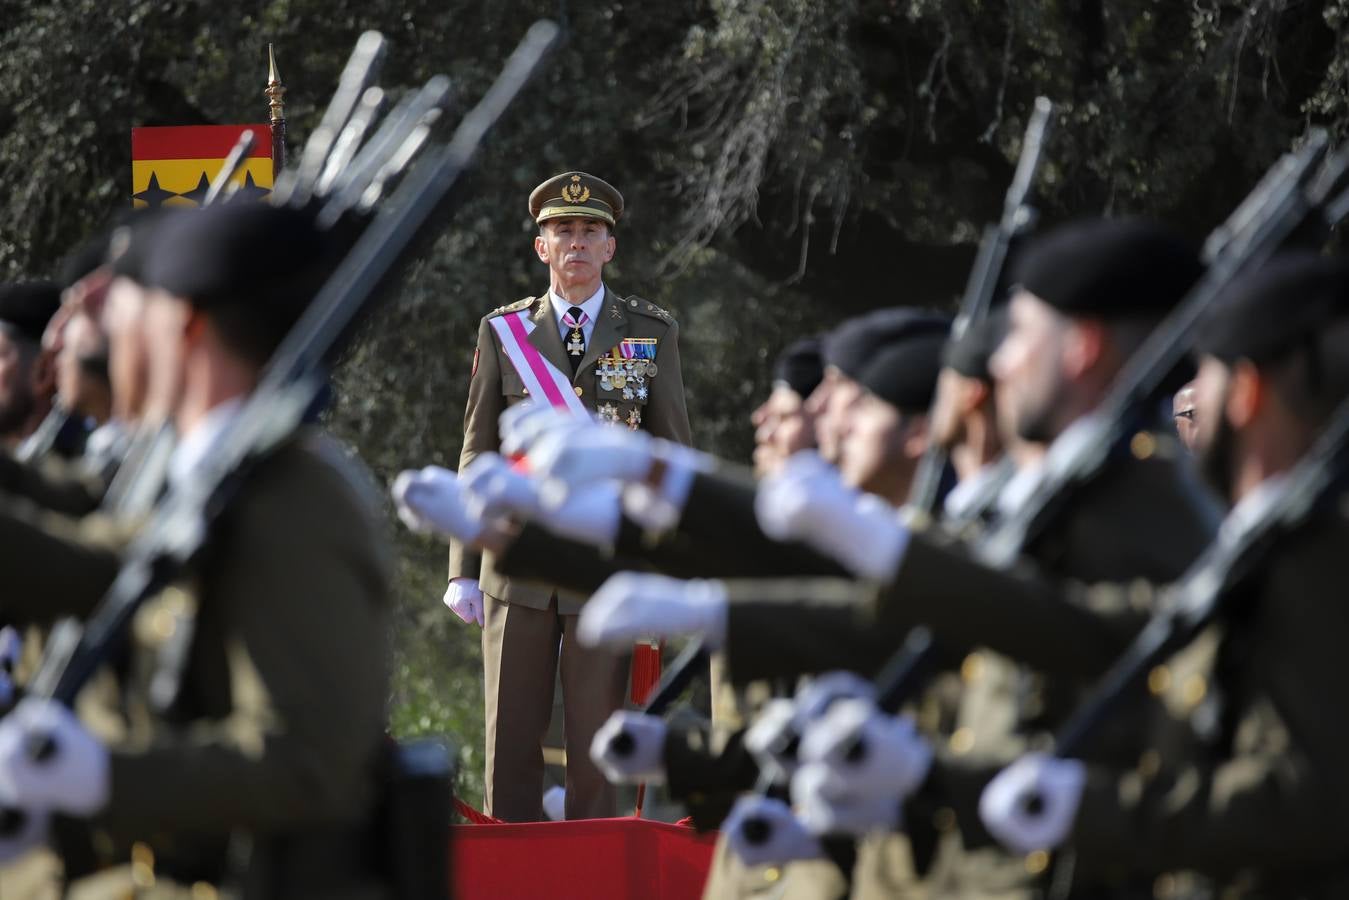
[489,309,588,415]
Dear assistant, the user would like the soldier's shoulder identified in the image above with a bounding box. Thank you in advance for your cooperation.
[486,296,538,319]
[620,294,677,326]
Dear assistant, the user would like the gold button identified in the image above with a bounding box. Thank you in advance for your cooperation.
[1025,850,1050,875]
[574,386,583,397]
[763,867,781,882]
[192,884,220,900]
[960,653,984,683]
[1181,674,1207,708]
[1130,431,1157,460]
[948,727,975,755]
[1147,665,1171,696]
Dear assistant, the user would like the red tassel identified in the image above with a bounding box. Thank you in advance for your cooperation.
[630,639,663,705]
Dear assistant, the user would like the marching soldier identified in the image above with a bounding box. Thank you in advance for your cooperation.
[975,252,1349,894]
[445,171,691,822]
[0,282,61,451]
[0,202,392,899]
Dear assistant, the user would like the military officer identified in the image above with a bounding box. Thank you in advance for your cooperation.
[444,170,691,822]
[0,202,392,899]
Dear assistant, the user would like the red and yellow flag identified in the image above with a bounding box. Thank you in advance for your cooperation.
[131,125,273,208]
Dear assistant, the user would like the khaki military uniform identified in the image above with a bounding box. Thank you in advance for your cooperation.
[448,288,691,822]
[1055,494,1349,897]
[0,430,392,899]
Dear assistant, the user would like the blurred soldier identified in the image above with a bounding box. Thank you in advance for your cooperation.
[571,220,1219,898]
[0,203,392,899]
[446,171,691,822]
[0,216,160,516]
[751,337,824,478]
[928,308,1013,527]
[0,282,61,449]
[1173,380,1198,450]
[979,253,1349,895]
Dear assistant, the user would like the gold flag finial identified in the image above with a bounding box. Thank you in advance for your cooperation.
[265,44,287,171]
[266,44,286,122]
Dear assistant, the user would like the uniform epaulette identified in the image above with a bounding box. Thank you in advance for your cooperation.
[624,295,676,325]
[488,296,536,317]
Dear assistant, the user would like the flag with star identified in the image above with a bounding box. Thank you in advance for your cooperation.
[131,124,274,208]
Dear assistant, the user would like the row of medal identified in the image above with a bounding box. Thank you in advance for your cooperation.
[596,345,657,402]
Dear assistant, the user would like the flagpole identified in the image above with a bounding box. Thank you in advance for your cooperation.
[266,44,287,173]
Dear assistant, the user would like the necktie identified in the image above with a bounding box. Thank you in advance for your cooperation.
[563,306,589,374]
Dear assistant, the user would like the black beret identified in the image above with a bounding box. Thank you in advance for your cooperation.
[942,306,1008,381]
[1195,253,1349,362]
[824,308,951,381]
[0,282,61,343]
[109,208,179,285]
[772,337,825,398]
[1012,218,1203,319]
[856,330,948,414]
[58,231,115,289]
[140,203,331,315]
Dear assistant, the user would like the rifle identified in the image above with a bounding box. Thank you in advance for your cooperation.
[23,19,562,719]
[733,627,938,877]
[979,132,1349,570]
[906,98,1055,521]
[1048,389,1349,761]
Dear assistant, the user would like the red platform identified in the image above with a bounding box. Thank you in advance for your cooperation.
[452,817,717,900]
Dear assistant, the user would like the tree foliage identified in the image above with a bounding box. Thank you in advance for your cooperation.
[2,0,1347,807]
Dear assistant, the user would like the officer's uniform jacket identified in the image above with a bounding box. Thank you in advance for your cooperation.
[448,288,691,615]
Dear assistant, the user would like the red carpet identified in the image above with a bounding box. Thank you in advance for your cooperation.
[452,817,717,899]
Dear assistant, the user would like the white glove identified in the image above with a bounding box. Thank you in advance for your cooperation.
[542,785,567,822]
[723,795,823,867]
[791,700,931,836]
[460,453,542,521]
[0,699,109,815]
[791,671,877,726]
[791,761,904,836]
[755,451,909,580]
[979,753,1086,855]
[443,579,485,627]
[743,699,801,781]
[528,425,653,488]
[391,466,484,542]
[536,481,622,545]
[577,574,728,650]
[499,403,584,458]
[590,711,667,785]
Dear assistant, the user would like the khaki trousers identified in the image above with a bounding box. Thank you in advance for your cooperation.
[482,593,629,822]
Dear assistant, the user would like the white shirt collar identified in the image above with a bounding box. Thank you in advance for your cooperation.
[549,283,606,340]
[168,398,245,490]
[944,461,1001,521]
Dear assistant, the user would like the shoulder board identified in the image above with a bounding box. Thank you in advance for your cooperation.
[488,297,536,317]
[624,295,676,325]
